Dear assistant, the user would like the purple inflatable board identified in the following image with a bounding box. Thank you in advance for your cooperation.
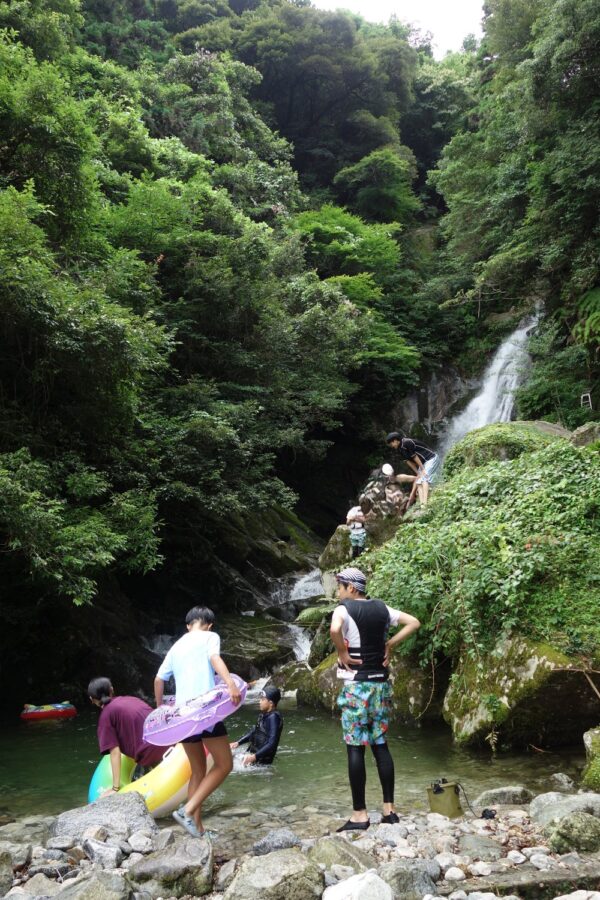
[144,675,247,746]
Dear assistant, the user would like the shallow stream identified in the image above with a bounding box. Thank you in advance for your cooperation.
[0,698,585,823]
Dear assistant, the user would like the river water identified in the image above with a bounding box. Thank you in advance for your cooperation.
[0,701,584,823]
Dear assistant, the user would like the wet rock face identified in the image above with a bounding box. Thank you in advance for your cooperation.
[443,635,600,749]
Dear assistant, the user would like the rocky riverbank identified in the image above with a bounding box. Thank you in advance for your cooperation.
[3,784,600,900]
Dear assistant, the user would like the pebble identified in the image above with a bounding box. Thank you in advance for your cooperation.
[530,852,556,870]
[522,845,550,857]
[506,849,526,864]
[469,861,493,877]
[448,892,467,900]
[219,807,252,818]
[444,866,466,881]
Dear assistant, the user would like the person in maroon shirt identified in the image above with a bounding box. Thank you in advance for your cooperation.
[88,677,166,795]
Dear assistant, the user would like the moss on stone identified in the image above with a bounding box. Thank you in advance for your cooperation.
[582,726,600,789]
[294,604,334,627]
[443,422,564,478]
[318,525,352,572]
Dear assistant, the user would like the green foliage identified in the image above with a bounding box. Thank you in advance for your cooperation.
[333,147,421,224]
[367,436,600,671]
[0,0,83,60]
[443,422,560,477]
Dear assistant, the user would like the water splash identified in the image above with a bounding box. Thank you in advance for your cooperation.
[439,312,540,457]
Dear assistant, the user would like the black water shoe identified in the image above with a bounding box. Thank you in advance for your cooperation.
[381,812,400,824]
[336,819,370,832]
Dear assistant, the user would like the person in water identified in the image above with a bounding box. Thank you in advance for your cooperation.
[88,677,166,795]
[386,431,440,507]
[330,567,420,831]
[154,606,241,838]
[230,685,283,765]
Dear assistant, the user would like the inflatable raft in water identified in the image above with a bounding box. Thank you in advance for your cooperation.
[88,744,192,818]
[20,702,77,721]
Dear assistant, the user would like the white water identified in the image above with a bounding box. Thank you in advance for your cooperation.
[287,623,312,661]
[439,313,539,457]
[290,568,323,603]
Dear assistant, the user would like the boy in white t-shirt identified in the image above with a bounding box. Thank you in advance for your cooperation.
[346,504,367,558]
[154,606,241,838]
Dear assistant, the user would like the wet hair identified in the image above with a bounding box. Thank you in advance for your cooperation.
[88,677,113,706]
[185,606,215,627]
[386,431,405,444]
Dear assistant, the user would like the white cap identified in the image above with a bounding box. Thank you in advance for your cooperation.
[382,463,394,476]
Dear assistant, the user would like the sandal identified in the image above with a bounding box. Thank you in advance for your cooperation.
[336,819,370,832]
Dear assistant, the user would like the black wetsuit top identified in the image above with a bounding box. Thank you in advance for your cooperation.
[237,710,283,763]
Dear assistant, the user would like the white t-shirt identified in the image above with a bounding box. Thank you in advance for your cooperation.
[156,630,220,704]
[346,506,366,530]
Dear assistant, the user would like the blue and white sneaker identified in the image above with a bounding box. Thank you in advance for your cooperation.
[172,808,202,838]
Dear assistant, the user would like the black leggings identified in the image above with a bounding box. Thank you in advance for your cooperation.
[346,742,395,810]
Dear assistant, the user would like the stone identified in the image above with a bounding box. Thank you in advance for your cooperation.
[120,853,145,871]
[56,870,131,900]
[152,830,174,852]
[252,828,301,856]
[546,811,600,853]
[27,861,73,878]
[215,858,237,892]
[550,773,576,791]
[46,838,76,852]
[448,892,467,900]
[522,845,550,857]
[552,893,600,900]
[530,852,556,870]
[82,828,108,843]
[318,526,352,571]
[307,836,374,873]
[0,840,32,869]
[0,850,13,895]
[126,835,153,855]
[571,422,600,447]
[456,833,503,861]
[329,865,355,881]
[444,867,466,881]
[219,807,252,818]
[21,872,63,896]
[468,861,492,877]
[583,727,600,791]
[378,859,439,900]
[473,786,533,806]
[372,824,408,846]
[83,839,123,869]
[0,818,51,846]
[52,795,156,842]
[506,850,526,864]
[223,847,323,900]
[322,870,393,900]
[126,836,213,898]
[529,791,600,827]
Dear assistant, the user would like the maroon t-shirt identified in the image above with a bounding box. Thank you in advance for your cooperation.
[97,696,164,767]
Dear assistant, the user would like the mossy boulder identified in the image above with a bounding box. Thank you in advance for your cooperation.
[318,525,352,571]
[583,726,600,790]
[444,635,600,749]
[307,618,334,667]
[571,421,600,448]
[443,421,567,477]
[546,811,600,853]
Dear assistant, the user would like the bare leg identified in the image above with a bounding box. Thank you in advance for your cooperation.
[184,735,232,826]
[394,474,415,484]
[181,742,207,830]
[418,480,430,506]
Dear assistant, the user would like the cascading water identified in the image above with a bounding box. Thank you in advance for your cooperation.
[439,312,540,457]
[266,568,323,661]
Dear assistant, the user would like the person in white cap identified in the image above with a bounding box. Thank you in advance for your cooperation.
[330,567,420,831]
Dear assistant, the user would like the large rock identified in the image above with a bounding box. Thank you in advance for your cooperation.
[21,872,63,896]
[546,811,600,853]
[323,870,393,900]
[443,635,600,748]
[456,833,504,861]
[52,794,156,842]
[83,838,124,869]
[307,836,374,873]
[126,836,213,898]
[571,422,600,447]
[223,847,323,900]
[473,786,534,806]
[583,726,600,791]
[530,791,600,827]
[0,816,53,846]
[0,840,32,868]
[0,850,13,896]
[377,859,439,899]
[54,870,131,900]
[318,526,352,572]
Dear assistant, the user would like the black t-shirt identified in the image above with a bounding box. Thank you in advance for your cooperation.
[398,438,436,465]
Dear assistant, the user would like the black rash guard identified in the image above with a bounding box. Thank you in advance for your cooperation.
[338,598,401,682]
[236,710,283,763]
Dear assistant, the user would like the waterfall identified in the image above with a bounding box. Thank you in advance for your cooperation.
[439,312,540,457]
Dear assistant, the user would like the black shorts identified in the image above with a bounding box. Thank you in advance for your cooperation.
[181,721,228,743]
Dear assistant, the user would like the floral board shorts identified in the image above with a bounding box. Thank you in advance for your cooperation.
[337,681,392,746]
